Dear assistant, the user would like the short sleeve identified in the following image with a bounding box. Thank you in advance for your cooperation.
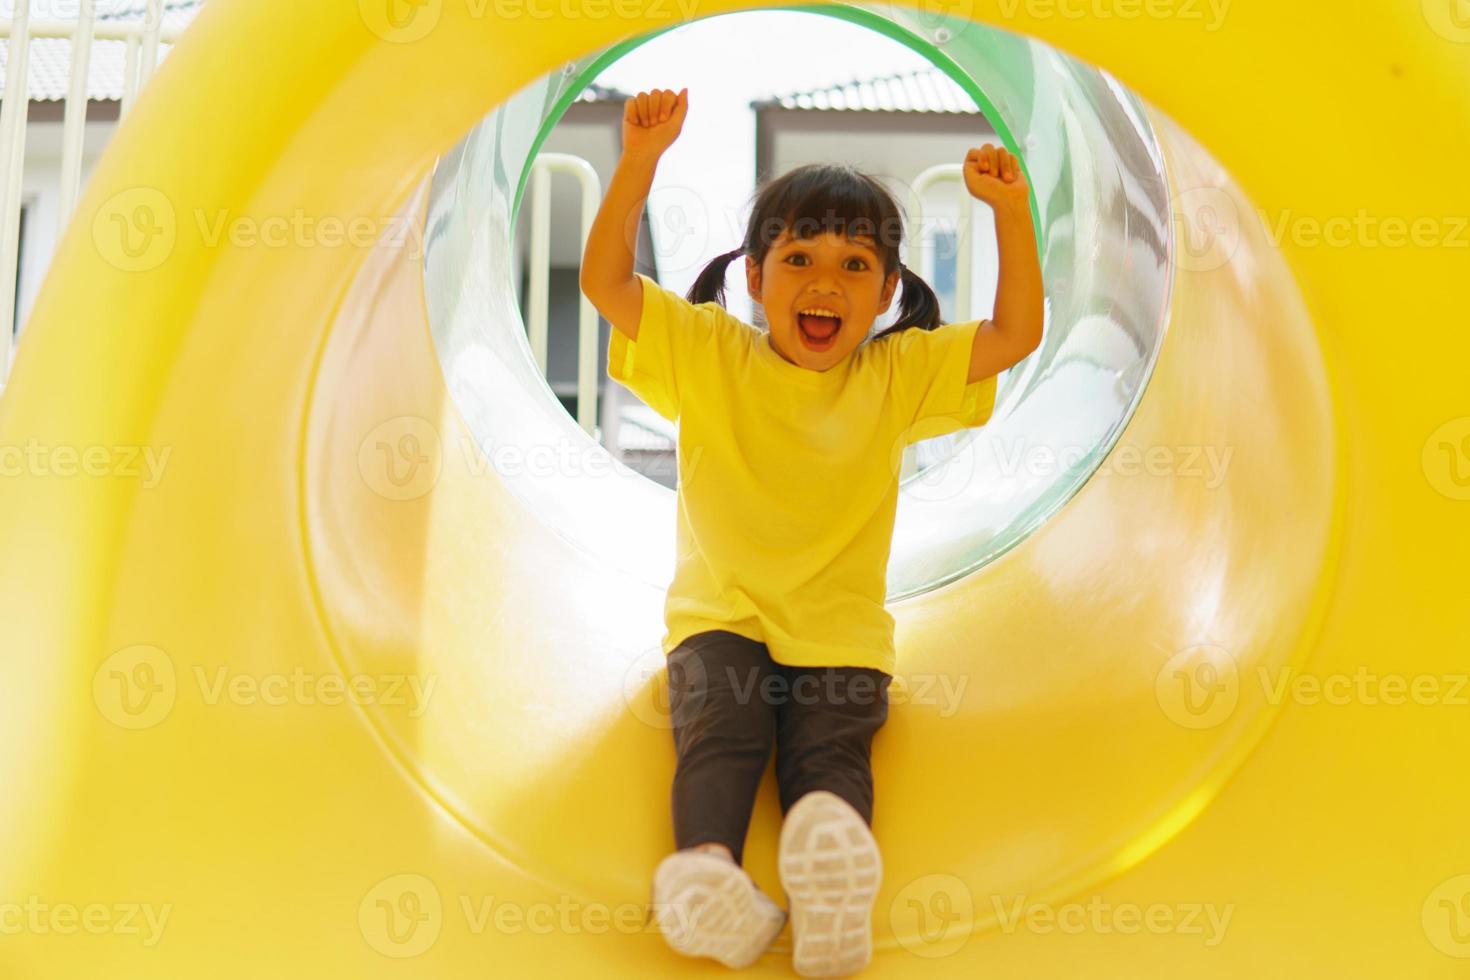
[886,320,999,442]
[607,273,738,423]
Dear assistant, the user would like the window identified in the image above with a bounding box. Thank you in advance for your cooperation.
[931,228,958,322]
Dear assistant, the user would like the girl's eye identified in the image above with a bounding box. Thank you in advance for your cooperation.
[783,254,869,270]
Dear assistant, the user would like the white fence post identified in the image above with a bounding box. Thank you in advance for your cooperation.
[910,162,974,322]
[526,152,604,437]
[904,162,981,481]
[0,0,34,378]
[57,0,97,232]
[137,0,163,90]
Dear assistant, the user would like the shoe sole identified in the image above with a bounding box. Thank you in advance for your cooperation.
[652,851,787,969]
[778,791,882,978]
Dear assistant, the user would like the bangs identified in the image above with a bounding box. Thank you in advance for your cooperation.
[754,166,906,257]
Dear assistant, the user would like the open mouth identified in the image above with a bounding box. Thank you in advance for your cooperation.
[797,312,842,351]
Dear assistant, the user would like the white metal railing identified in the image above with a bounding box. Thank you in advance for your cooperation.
[910,162,974,323]
[525,152,603,436]
[902,163,982,481]
[1,0,180,383]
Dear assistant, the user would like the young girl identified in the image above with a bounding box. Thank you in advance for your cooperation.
[580,87,1042,977]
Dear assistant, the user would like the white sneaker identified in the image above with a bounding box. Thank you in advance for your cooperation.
[778,791,882,978]
[652,850,787,969]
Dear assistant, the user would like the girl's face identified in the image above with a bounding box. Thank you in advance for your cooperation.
[745,228,901,373]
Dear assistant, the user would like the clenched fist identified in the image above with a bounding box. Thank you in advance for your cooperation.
[962,143,1030,214]
[623,87,688,161]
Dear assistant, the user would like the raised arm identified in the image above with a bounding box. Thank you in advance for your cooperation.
[960,143,1045,384]
[579,87,688,342]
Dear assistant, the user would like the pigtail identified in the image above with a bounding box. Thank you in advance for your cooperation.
[872,264,943,340]
[684,247,746,307]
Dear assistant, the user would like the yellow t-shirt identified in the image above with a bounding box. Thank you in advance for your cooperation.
[608,272,998,674]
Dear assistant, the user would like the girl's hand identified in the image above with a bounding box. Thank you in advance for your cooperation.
[963,143,1030,214]
[622,88,689,161]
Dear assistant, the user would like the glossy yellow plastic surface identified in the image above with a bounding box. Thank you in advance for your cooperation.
[1,0,1467,975]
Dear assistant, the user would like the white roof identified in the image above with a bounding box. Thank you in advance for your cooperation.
[751,65,982,115]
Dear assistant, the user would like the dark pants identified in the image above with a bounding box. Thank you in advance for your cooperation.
[668,629,892,867]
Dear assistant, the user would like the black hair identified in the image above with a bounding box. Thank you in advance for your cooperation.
[684,162,943,341]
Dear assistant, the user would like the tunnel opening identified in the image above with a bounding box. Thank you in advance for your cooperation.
[421,3,1173,600]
